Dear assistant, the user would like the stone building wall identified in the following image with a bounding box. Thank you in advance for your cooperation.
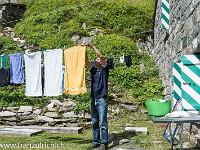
[152,0,200,147]
[153,0,200,100]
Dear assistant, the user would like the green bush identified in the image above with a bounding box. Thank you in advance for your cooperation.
[15,0,154,49]
[0,36,20,55]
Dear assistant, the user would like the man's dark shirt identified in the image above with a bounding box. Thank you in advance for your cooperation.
[90,65,109,98]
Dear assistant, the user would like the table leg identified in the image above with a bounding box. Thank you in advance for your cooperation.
[179,124,183,150]
[169,123,173,150]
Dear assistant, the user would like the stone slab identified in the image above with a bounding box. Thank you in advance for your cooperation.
[1,126,83,134]
[0,128,42,137]
[125,127,147,135]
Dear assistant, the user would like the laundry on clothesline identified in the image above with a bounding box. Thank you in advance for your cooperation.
[64,45,87,95]
[24,51,42,97]
[43,49,63,96]
[10,53,24,84]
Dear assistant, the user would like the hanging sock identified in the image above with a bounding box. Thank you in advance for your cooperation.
[10,54,24,84]
[64,45,87,95]
[1,55,9,69]
[120,55,124,63]
[0,68,9,87]
[107,58,114,69]
[43,49,63,96]
[115,58,119,68]
[125,55,132,67]
[24,52,42,97]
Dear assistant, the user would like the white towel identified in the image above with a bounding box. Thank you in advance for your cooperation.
[43,49,63,96]
[120,55,124,63]
[24,51,42,96]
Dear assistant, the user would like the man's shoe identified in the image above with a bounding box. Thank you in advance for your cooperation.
[87,143,100,149]
[95,144,108,150]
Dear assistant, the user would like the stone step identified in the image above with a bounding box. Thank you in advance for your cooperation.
[125,127,147,135]
[0,126,83,134]
[0,128,42,137]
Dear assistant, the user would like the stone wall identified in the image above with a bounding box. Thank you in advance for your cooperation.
[0,0,27,3]
[153,0,200,100]
[0,3,26,27]
[152,0,200,147]
[0,100,91,127]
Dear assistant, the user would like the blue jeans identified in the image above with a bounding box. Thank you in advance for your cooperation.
[91,97,108,146]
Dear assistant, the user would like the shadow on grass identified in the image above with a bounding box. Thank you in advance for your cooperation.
[108,132,137,149]
[46,136,93,144]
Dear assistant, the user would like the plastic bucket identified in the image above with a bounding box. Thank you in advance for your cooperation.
[145,99,171,116]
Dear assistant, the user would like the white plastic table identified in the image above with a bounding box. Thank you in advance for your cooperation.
[149,112,200,150]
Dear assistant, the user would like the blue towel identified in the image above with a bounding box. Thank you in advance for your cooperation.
[10,54,24,84]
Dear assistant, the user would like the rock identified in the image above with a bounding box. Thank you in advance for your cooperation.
[45,112,60,118]
[141,110,148,114]
[78,113,85,119]
[18,106,33,113]
[121,104,138,111]
[48,107,58,112]
[119,139,130,145]
[50,100,63,106]
[18,111,32,116]
[65,123,78,127]
[85,112,91,119]
[20,120,36,125]
[13,37,19,42]
[6,122,17,126]
[42,107,48,113]
[47,102,56,109]
[59,107,74,113]
[125,127,148,135]
[125,123,132,127]
[71,35,80,42]
[1,116,17,121]
[82,23,86,29]
[63,111,78,118]
[192,125,198,135]
[54,119,71,123]
[19,115,34,121]
[0,111,16,117]
[6,107,19,113]
[33,109,42,115]
[152,141,163,144]
[0,128,42,137]
[62,100,76,108]
[35,115,54,122]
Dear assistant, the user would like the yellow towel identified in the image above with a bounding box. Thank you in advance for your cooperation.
[64,45,87,95]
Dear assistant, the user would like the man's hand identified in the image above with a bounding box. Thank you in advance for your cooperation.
[84,41,92,47]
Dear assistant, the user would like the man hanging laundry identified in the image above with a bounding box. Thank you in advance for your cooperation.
[84,42,109,150]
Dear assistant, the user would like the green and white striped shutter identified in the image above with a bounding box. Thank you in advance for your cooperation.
[173,63,182,107]
[162,0,169,29]
[181,55,200,113]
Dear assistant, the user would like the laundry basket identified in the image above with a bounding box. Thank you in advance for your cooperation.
[145,99,171,116]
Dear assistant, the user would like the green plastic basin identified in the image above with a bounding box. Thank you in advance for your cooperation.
[145,99,171,116]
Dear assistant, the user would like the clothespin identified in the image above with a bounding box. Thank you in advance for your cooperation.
[61,45,66,50]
